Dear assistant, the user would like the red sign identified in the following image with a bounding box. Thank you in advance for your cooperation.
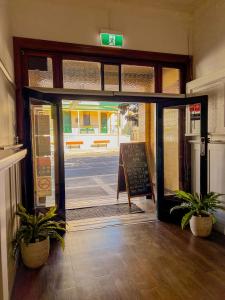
[189,103,201,112]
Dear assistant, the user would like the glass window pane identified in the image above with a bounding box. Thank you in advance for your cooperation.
[163,109,180,194]
[63,60,101,90]
[104,64,119,91]
[83,112,91,126]
[30,102,57,208]
[122,65,155,93]
[28,57,53,88]
[162,68,180,94]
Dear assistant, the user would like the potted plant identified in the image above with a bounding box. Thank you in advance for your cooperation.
[170,191,225,237]
[13,204,66,268]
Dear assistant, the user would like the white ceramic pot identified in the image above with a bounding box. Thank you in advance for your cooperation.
[21,237,50,269]
[189,215,213,237]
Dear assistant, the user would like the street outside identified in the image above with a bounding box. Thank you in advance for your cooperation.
[65,151,120,208]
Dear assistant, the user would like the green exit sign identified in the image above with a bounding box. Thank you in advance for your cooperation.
[100,33,123,47]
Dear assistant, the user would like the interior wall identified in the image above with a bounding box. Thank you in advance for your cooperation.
[10,0,190,54]
[0,0,16,147]
[0,0,18,298]
[191,0,225,234]
[192,0,225,78]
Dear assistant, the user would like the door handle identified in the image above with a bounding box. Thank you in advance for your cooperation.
[200,137,205,156]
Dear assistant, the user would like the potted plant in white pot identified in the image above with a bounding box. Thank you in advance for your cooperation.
[170,191,225,237]
[13,204,66,268]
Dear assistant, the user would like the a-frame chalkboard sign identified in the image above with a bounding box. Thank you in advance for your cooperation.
[117,142,155,206]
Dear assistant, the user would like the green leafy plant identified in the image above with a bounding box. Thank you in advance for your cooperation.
[13,204,66,256]
[170,191,225,229]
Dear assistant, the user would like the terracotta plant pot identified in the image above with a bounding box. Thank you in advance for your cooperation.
[189,215,213,237]
[21,237,50,268]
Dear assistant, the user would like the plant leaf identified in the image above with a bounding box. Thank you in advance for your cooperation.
[181,211,194,230]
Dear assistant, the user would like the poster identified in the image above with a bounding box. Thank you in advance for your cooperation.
[35,136,51,156]
[36,176,52,197]
[35,114,50,135]
[37,157,51,176]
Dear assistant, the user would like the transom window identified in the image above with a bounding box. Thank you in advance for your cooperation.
[26,56,181,94]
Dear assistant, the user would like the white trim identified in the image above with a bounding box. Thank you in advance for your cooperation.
[0,58,15,87]
[0,149,26,300]
[187,68,225,92]
[0,149,27,173]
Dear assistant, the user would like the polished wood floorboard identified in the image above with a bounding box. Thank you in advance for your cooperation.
[11,222,225,300]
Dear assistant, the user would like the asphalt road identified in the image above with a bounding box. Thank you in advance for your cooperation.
[64,152,119,204]
[65,153,119,178]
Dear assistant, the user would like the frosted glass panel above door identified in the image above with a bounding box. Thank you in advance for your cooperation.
[122,65,155,93]
[162,68,180,94]
[63,60,101,90]
[28,57,53,88]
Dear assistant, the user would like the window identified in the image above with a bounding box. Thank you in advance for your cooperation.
[104,64,119,91]
[28,57,53,88]
[83,112,91,126]
[63,60,101,90]
[162,68,180,94]
[122,65,155,92]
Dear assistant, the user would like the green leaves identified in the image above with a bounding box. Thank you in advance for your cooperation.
[170,191,225,229]
[181,211,194,229]
[13,204,66,257]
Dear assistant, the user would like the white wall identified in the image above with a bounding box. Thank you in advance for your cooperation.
[10,0,191,54]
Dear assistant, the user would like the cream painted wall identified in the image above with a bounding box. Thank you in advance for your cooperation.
[0,0,16,147]
[191,0,225,234]
[192,0,225,78]
[0,1,18,299]
[10,0,191,54]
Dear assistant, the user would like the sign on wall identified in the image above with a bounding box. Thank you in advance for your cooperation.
[100,32,123,47]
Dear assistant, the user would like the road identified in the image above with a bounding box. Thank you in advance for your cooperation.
[64,152,119,207]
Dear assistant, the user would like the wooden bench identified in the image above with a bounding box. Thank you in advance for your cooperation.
[66,141,83,149]
[92,140,110,148]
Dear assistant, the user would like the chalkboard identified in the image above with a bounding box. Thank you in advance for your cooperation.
[117,142,154,206]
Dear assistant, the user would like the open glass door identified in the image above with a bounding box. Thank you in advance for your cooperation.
[24,96,65,219]
[156,96,208,222]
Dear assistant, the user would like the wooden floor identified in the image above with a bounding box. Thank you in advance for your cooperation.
[12,222,225,300]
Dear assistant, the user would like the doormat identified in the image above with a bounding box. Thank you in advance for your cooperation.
[66,203,144,221]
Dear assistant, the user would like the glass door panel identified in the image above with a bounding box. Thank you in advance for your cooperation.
[156,96,208,222]
[30,99,59,209]
[163,108,180,196]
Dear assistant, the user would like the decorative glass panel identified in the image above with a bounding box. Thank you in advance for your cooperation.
[122,65,154,92]
[28,57,53,88]
[163,109,180,194]
[63,60,101,90]
[104,64,119,91]
[162,68,180,94]
[30,101,57,208]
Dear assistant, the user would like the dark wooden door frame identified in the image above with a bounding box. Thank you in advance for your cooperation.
[23,87,192,219]
[14,37,192,142]
[156,95,208,222]
[23,92,65,218]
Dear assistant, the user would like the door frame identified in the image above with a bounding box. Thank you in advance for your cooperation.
[23,87,208,223]
[156,95,208,222]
